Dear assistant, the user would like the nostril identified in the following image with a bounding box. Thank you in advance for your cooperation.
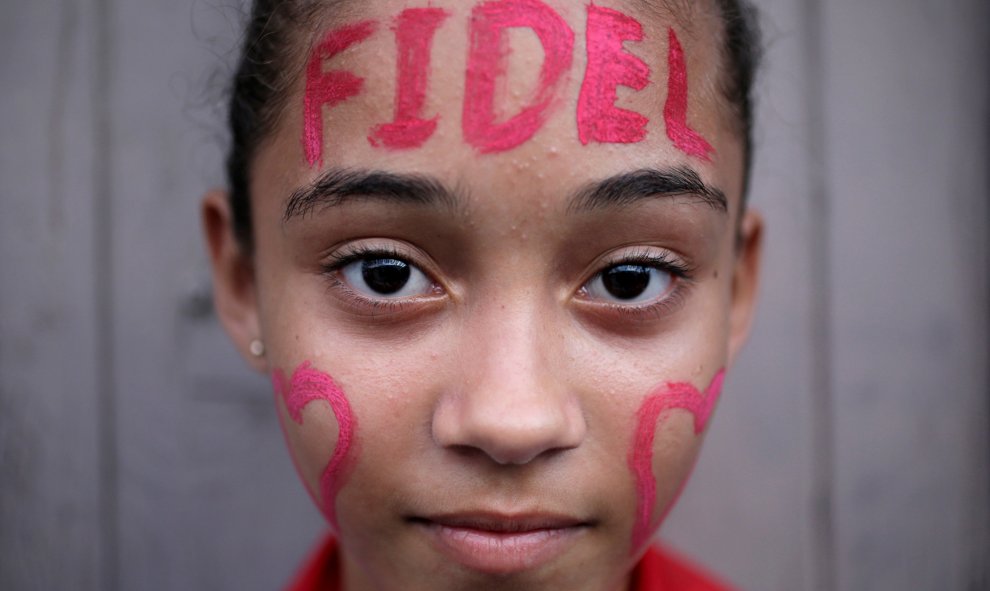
[432,395,587,466]
[486,438,567,466]
[445,441,550,467]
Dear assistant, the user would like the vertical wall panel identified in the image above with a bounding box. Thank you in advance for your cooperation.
[662,1,821,589]
[0,1,107,589]
[105,2,323,590]
[3,1,987,590]
[821,0,990,588]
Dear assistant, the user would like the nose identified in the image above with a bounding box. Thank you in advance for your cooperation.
[431,306,587,465]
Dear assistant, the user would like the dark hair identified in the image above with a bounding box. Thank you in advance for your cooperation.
[713,0,762,199]
[227,2,307,250]
[225,0,761,250]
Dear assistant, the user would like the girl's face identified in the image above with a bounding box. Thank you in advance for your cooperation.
[205,1,761,589]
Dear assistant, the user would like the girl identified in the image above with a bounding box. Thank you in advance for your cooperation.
[203,0,763,589]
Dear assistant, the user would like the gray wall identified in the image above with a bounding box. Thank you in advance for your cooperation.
[1,1,987,589]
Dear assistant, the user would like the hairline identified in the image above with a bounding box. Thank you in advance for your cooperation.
[230,0,757,251]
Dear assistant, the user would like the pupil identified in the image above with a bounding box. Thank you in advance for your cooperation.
[602,265,651,300]
[362,258,411,294]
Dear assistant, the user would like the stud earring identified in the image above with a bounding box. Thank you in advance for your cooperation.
[249,339,265,358]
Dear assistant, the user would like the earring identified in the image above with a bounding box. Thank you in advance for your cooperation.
[249,339,265,358]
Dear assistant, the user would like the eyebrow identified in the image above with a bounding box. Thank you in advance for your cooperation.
[282,168,461,223]
[568,166,727,213]
[282,165,726,223]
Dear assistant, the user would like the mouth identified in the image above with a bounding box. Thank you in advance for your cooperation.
[408,512,592,575]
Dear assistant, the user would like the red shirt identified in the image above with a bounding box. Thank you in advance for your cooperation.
[286,535,733,591]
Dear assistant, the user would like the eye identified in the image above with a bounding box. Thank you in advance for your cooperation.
[584,263,674,304]
[340,256,434,298]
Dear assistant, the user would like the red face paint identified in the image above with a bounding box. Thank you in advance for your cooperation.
[463,0,574,153]
[576,5,651,145]
[303,21,376,167]
[272,361,357,531]
[628,369,725,551]
[663,28,714,160]
[368,8,451,150]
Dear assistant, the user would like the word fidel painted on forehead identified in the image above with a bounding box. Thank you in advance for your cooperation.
[303,0,714,166]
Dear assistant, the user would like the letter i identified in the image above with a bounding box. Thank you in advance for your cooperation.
[369,8,451,149]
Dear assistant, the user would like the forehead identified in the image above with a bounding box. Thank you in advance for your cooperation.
[259,0,742,217]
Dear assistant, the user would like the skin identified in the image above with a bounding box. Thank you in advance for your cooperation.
[203,1,762,590]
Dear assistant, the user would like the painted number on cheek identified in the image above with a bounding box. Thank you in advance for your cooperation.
[628,369,725,551]
[301,2,715,163]
[273,361,357,530]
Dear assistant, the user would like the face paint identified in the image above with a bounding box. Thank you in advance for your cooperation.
[663,28,714,160]
[463,0,574,153]
[303,9,716,161]
[368,8,451,149]
[273,361,357,531]
[303,21,376,167]
[576,5,650,145]
[628,369,725,551]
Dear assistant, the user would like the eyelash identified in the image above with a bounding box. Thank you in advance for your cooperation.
[320,246,695,320]
[580,250,695,320]
[320,245,442,315]
[322,244,405,271]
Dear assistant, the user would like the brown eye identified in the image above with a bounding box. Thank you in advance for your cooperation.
[361,259,412,294]
[585,264,673,304]
[341,257,432,298]
[601,265,652,300]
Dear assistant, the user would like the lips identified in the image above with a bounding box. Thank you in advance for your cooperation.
[411,512,590,574]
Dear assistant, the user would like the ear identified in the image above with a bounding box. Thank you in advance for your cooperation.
[202,189,268,372]
[727,208,764,367]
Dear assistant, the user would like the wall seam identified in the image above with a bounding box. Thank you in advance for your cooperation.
[800,0,835,589]
[980,19,990,588]
[92,0,119,587]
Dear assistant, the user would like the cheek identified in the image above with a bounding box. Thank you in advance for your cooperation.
[627,369,725,551]
[273,362,358,531]
[647,416,705,528]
